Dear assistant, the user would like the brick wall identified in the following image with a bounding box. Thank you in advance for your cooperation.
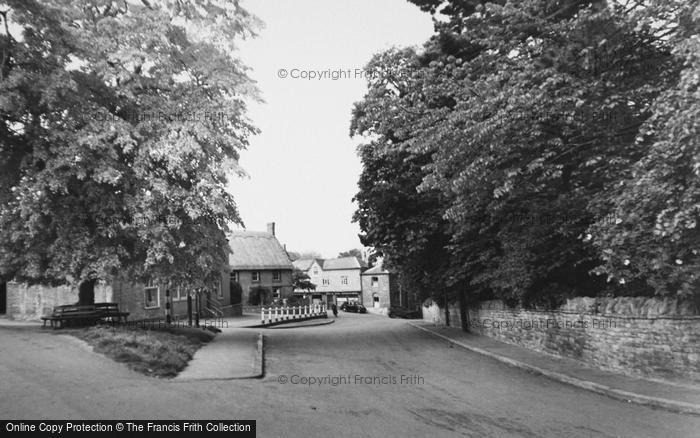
[423,297,700,382]
[111,279,165,321]
[7,282,112,320]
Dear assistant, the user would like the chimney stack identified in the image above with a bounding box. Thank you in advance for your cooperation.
[267,222,275,236]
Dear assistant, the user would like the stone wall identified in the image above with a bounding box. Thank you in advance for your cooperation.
[423,297,700,383]
[7,282,112,320]
[361,274,391,309]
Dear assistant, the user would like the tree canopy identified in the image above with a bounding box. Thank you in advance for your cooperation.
[292,269,316,293]
[0,0,260,292]
[352,0,699,307]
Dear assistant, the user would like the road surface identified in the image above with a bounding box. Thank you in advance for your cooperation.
[0,313,698,437]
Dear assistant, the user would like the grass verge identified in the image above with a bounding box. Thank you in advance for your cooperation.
[71,325,215,378]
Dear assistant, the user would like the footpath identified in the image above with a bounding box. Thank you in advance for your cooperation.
[175,328,263,380]
[410,321,700,415]
[174,314,334,380]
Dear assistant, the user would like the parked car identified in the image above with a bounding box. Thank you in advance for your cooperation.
[342,302,367,313]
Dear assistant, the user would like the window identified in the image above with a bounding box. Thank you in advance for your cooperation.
[252,271,260,282]
[341,276,348,285]
[313,268,319,275]
[322,278,330,286]
[273,270,281,282]
[144,281,160,309]
[173,286,183,301]
[273,287,280,300]
[371,276,379,288]
[230,271,239,283]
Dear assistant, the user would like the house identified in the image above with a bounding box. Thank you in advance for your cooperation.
[361,259,401,314]
[293,256,365,305]
[227,223,294,308]
[113,223,293,319]
[1,222,293,321]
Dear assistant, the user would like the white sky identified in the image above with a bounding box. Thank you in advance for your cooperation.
[230,0,434,258]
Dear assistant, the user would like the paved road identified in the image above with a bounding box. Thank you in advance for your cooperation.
[1,314,698,437]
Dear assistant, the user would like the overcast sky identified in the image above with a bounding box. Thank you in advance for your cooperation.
[230,0,434,258]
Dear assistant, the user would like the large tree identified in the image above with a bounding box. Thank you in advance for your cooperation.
[0,0,260,301]
[351,49,456,305]
[352,0,695,309]
[589,2,700,298]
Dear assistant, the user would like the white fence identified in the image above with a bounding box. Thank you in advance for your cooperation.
[261,304,327,325]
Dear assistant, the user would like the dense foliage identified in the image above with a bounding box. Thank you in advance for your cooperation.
[292,269,316,292]
[352,0,699,307]
[0,0,259,292]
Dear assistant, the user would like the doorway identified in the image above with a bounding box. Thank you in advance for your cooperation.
[0,281,6,314]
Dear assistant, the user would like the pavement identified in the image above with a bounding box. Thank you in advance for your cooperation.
[175,315,337,380]
[265,318,335,329]
[410,321,700,415]
[0,317,43,328]
[175,328,263,380]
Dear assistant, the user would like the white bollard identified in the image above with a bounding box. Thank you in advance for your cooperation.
[261,308,265,324]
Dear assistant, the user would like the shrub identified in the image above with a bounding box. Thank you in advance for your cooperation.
[388,307,422,319]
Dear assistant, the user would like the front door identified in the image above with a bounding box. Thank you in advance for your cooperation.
[373,293,380,309]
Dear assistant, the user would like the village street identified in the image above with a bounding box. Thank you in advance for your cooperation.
[0,314,698,438]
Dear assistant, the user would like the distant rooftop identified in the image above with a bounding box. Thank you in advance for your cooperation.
[293,256,367,271]
[292,258,315,271]
[320,256,365,271]
[362,259,390,275]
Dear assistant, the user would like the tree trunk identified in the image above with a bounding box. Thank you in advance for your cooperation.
[458,288,469,332]
[78,279,96,305]
[444,288,450,327]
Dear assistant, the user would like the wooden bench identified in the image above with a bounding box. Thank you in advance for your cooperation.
[94,302,129,324]
[41,305,101,329]
[41,303,129,329]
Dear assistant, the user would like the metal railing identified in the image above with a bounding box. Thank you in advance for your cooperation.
[203,293,224,319]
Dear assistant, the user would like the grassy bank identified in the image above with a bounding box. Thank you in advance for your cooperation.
[71,325,215,378]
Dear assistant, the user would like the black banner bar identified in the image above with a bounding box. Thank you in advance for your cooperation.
[2,420,256,437]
